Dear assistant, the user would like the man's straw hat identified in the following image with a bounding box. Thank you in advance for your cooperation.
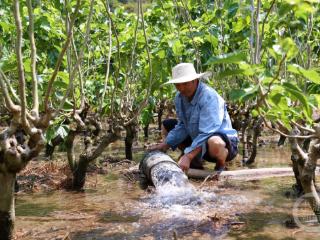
[165,63,210,84]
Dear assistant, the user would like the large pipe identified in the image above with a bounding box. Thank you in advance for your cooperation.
[139,151,206,206]
[139,151,189,188]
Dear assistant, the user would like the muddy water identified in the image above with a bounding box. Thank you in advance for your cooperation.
[15,144,320,239]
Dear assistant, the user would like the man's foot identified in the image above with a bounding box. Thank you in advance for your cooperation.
[214,165,225,173]
[210,165,226,181]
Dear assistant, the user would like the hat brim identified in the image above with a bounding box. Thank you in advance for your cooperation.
[163,71,211,85]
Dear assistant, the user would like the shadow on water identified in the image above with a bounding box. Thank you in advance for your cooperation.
[15,200,59,217]
[71,217,229,240]
[228,211,293,240]
[98,211,141,223]
[225,177,320,240]
[15,192,61,217]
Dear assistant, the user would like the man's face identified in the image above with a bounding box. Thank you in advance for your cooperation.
[174,80,198,98]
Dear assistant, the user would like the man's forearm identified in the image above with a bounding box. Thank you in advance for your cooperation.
[185,146,202,160]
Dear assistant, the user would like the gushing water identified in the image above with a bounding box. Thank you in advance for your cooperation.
[146,162,215,207]
[137,151,249,237]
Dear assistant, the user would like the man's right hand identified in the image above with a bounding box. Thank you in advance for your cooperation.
[147,142,170,152]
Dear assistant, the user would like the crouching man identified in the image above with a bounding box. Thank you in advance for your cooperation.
[149,63,238,172]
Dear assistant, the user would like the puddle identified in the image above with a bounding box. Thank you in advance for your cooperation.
[14,145,320,239]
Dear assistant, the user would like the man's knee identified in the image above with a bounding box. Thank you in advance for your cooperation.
[207,136,227,156]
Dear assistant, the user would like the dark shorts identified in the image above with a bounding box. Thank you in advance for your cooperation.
[162,119,238,162]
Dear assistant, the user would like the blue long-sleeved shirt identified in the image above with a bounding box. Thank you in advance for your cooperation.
[165,82,238,156]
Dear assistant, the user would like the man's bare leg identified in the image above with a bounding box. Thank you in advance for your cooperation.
[207,136,228,169]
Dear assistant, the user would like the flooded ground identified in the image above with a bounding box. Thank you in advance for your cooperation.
[14,136,320,239]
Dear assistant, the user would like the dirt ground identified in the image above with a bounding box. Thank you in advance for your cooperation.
[16,156,137,193]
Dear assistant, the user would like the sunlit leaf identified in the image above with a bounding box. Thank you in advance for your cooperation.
[172,40,183,56]
[288,64,320,84]
[281,38,298,60]
[206,51,247,65]
[283,82,311,117]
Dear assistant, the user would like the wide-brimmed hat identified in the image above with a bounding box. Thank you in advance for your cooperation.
[164,63,210,84]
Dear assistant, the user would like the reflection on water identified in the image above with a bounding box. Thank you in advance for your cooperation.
[14,147,320,239]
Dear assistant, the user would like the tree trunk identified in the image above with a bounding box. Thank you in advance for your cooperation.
[143,123,149,140]
[300,140,320,222]
[0,172,15,240]
[125,123,136,160]
[72,156,89,190]
[289,134,311,196]
[291,155,304,195]
[241,117,250,163]
[244,117,262,165]
[65,128,120,190]
[65,130,88,190]
[157,100,165,131]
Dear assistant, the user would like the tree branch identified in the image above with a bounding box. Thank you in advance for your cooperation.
[179,0,201,71]
[26,0,39,116]
[120,0,140,114]
[250,0,255,64]
[43,0,81,112]
[123,0,153,126]
[99,2,113,115]
[103,0,121,120]
[0,70,20,105]
[259,114,315,139]
[57,0,95,112]
[13,0,28,129]
[260,0,275,53]
[0,72,20,112]
[291,120,315,134]
[254,0,261,64]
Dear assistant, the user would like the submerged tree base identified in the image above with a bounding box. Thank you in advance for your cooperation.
[0,210,14,240]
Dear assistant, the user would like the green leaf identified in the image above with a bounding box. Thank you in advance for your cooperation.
[229,86,258,102]
[313,94,320,108]
[0,21,12,32]
[158,50,166,59]
[215,69,245,80]
[269,92,290,110]
[288,64,320,84]
[233,19,246,33]
[62,99,73,111]
[172,40,183,56]
[206,51,247,65]
[205,35,218,48]
[23,59,31,72]
[229,89,246,101]
[251,109,259,117]
[282,82,311,117]
[280,38,298,60]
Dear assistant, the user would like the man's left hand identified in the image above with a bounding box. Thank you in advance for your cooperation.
[178,154,192,172]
